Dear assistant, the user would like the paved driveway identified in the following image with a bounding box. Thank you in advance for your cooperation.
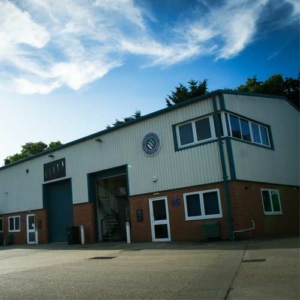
[0,238,298,300]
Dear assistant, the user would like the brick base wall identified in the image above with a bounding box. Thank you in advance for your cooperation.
[130,181,299,242]
[229,181,299,239]
[73,202,95,243]
[130,182,230,242]
[0,209,47,245]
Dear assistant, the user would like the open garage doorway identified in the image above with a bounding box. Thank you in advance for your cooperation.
[88,166,129,242]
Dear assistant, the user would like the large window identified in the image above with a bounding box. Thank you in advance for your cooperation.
[261,189,282,215]
[183,189,222,220]
[8,216,20,232]
[176,116,215,148]
[0,218,3,232]
[226,113,270,147]
[174,112,272,150]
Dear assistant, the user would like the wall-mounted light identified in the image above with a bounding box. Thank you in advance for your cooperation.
[4,191,8,195]
[152,176,157,183]
[95,138,102,143]
[48,154,54,158]
[26,169,29,173]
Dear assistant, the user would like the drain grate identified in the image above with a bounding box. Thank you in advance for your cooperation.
[242,259,266,263]
[89,256,116,260]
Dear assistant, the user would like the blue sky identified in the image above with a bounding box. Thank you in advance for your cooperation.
[0,0,299,165]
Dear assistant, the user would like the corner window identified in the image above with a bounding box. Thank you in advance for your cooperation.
[183,189,222,220]
[261,189,282,215]
[8,216,20,232]
[226,113,271,147]
[0,218,3,232]
[177,116,215,148]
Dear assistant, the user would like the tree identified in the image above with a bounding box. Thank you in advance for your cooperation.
[106,110,142,128]
[166,79,208,107]
[236,74,299,108]
[4,141,62,165]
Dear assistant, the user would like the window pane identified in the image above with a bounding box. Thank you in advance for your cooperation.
[186,194,201,217]
[260,126,269,146]
[0,219,2,231]
[195,118,211,141]
[203,192,220,215]
[262,191,272,212]
[153,200,166,221]
[15,217,20,230]
[271,191,281,212]
[251,123,261,143]
[154,224,169,239]
[225,114,230,136]
[230,115,241,139]
[240,119,251,141]
[214,114,224,136]
[179,123,194,145]
[9,218,14,231]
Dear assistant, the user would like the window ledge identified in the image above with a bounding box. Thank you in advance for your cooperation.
[185,215,222,221]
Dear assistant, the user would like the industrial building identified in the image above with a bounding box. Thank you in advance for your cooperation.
[0,90,299,245]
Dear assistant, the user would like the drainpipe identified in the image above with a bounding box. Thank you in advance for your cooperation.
[212,95,234,241]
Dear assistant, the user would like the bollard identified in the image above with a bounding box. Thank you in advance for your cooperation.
[80,225,85,244]
[35,229,39,245]
[126,222,131,244]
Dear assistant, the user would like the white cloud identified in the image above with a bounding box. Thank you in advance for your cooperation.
[0,0,298,95]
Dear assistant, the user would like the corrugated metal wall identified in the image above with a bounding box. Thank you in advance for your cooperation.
[0,97,227,213]
[225,94,300,186]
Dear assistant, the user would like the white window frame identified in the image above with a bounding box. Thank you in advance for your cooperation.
[226,113,271,147]
[8,216,21,232]
[183,189,223,221]
[176,115,216,148]
[261,189,282,215]
[0,217,3,232]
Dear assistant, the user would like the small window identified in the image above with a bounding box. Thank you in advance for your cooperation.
[176,116,215,148]
[0,218,3,232]
[8,216,21,232]
[184,189,222,220]
[261,189,282,215]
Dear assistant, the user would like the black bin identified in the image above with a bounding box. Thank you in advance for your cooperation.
[67,226,80,245]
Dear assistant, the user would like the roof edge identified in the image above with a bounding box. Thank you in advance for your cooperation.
[1,89,297,171]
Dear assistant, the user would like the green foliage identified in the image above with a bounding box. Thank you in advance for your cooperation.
[4,141,63,165]
[166,79,208,107]
[236,74,299,108]
[106,110,141,128]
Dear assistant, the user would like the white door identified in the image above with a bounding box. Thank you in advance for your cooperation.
[27,214,36,244]
[149,197,171,242]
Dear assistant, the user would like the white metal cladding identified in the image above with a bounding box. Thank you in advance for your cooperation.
[225,94,300,186]
[0,97,226,213]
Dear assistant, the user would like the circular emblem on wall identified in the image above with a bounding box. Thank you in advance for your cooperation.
[142,132,161,156]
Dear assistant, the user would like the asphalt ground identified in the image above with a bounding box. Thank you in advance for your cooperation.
[0,237,298,300]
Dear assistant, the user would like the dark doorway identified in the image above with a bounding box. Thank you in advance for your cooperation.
[43,179,73,242]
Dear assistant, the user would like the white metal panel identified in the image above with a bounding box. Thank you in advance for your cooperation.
[225,94,300,186]
[0,97,225,214]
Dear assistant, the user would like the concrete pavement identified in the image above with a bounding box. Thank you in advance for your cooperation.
[0,237,298,300]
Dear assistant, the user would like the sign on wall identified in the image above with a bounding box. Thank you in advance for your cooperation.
[142,132,161,156]
[44,158,66,182]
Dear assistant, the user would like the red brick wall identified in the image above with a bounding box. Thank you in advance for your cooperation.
[229,181,300,239]
[73,202,95,243]
[0,209,48,245]
[130,182,230,242]
[130,181,299,242]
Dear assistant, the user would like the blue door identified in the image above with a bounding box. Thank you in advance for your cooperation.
[44,179,73,242]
